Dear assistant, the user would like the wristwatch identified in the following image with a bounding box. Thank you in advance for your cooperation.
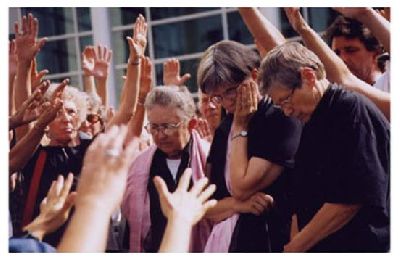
[231,130,248,141]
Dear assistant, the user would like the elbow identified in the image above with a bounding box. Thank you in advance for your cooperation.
[231,187,252,201]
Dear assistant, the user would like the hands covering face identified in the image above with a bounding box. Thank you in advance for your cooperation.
[233,79,259,129]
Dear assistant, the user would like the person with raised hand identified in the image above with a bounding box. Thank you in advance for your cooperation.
[284,7,390,121]
[156,168,217,252]
[13,13,47,142]
[58,126,141,252]
[163,58,191,86]
[30,59,49,92]
[107,14,147,128]
[9,174,75,253]
[9,40,18,116]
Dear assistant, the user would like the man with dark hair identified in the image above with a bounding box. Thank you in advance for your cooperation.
[259,41,389,252]
[325,15,384,86]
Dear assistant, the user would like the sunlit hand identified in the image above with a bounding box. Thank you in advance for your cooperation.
[82,45,112,80]
[233,80,258,129]
[126,14,148,62]
[154,168,217,225]
[31,59,49,91]
[163,58,191,86]
[14,13,47,64]
[284,8,309,33]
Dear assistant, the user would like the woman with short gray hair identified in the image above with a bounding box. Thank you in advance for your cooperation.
[122,85,212,252]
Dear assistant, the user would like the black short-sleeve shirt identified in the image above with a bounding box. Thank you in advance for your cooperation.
[293,85,390,252]
[208,98,302,252]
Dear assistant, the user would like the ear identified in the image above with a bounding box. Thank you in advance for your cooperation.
[299,67,316,89]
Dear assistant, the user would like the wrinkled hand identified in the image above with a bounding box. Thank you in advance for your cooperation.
[9,80,50,129]
[23,174,76,240]
[76,125,142,214]
[31,59,49,91]
[233,80,258,129]
[154,168,217,225]
[82,45,112,79]
[139,56,153,102]
[163,58,191,86]
[127,14,148,61]
[284,8,308,33]
[9,40,18,77]
[236,192,274,216]
[194,117,212,142]
[35,97,63,130]
[14,13,46,64]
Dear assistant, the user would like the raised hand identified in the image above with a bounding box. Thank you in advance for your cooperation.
[333,7,369,20]
[82,45,112,80]
[9,80,50,129]
[76,125,142,215]
[14,13,46,64]
[163,58,191,86]
[126,14,148,63]
[236,192,274,216]
[284,8,308,33]
[154,168,217,226]
[23,174,76,240]
[31,59,49,91]
[233,80,258,129]
[9,40,18,77]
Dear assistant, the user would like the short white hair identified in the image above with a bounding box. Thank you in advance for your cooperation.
[44,83,87,123]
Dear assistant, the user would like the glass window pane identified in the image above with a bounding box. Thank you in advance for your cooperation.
[79,35,94,52]
[77,8,92,32]
[150,7,218,20]
[111,30,150,65]
[152,15,223,59]
[227,11,253,44]
[155,58,200,93]
[307,8,338,32]
[109,8,146,27]
[37,38,77,74]
[21,8,74,37]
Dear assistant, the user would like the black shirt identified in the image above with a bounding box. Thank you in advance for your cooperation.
[19,138,92,246]
[144,142,191,252]
[208,98,302,252]
[293,85,390,252]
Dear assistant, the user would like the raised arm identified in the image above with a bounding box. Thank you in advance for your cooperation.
[155,168,217,252]
[9,40,17,116]
[58,126,141,252]
[13,13,47,141]
[334,8,390,53]
[81,46,99,98]
[106,14,147,128]
[238,7,285,53]
[284,8,390,120]
[163,58,191,86]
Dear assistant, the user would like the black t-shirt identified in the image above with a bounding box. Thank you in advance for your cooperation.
[208,98,302,252]
[293,85,390,252]
[144,142,191,252]
[19,138,92,246]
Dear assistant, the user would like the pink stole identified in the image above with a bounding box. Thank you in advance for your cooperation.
[121,130,211,252]
[204,129,239,252]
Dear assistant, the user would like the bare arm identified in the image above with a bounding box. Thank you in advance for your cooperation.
[9,40,17,115]
[106,15,147,128]
[284,8,390,121]
[284,203,361,252]
[238,7,285,52]
[13,13,47,141]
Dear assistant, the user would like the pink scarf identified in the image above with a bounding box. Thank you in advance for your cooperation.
[204,130,239,252]
[121,130,211,252]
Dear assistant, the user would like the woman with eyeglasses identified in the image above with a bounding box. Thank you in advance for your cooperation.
[197,40,303,252]
[122,86,212,252]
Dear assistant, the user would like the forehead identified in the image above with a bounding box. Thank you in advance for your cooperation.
[332,36,367,50]
[147,105,182,123]
[63,100,77,111]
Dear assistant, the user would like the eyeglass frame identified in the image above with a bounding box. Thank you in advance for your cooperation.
[209,85,239,104]
[144,121,184,135]
[273,88,296,109]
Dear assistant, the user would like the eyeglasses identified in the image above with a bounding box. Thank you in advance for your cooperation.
[210,86,238,104]
[273,88,295,109]
[145,121,183,135]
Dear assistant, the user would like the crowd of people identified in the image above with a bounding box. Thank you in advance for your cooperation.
[8,7,390,253]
